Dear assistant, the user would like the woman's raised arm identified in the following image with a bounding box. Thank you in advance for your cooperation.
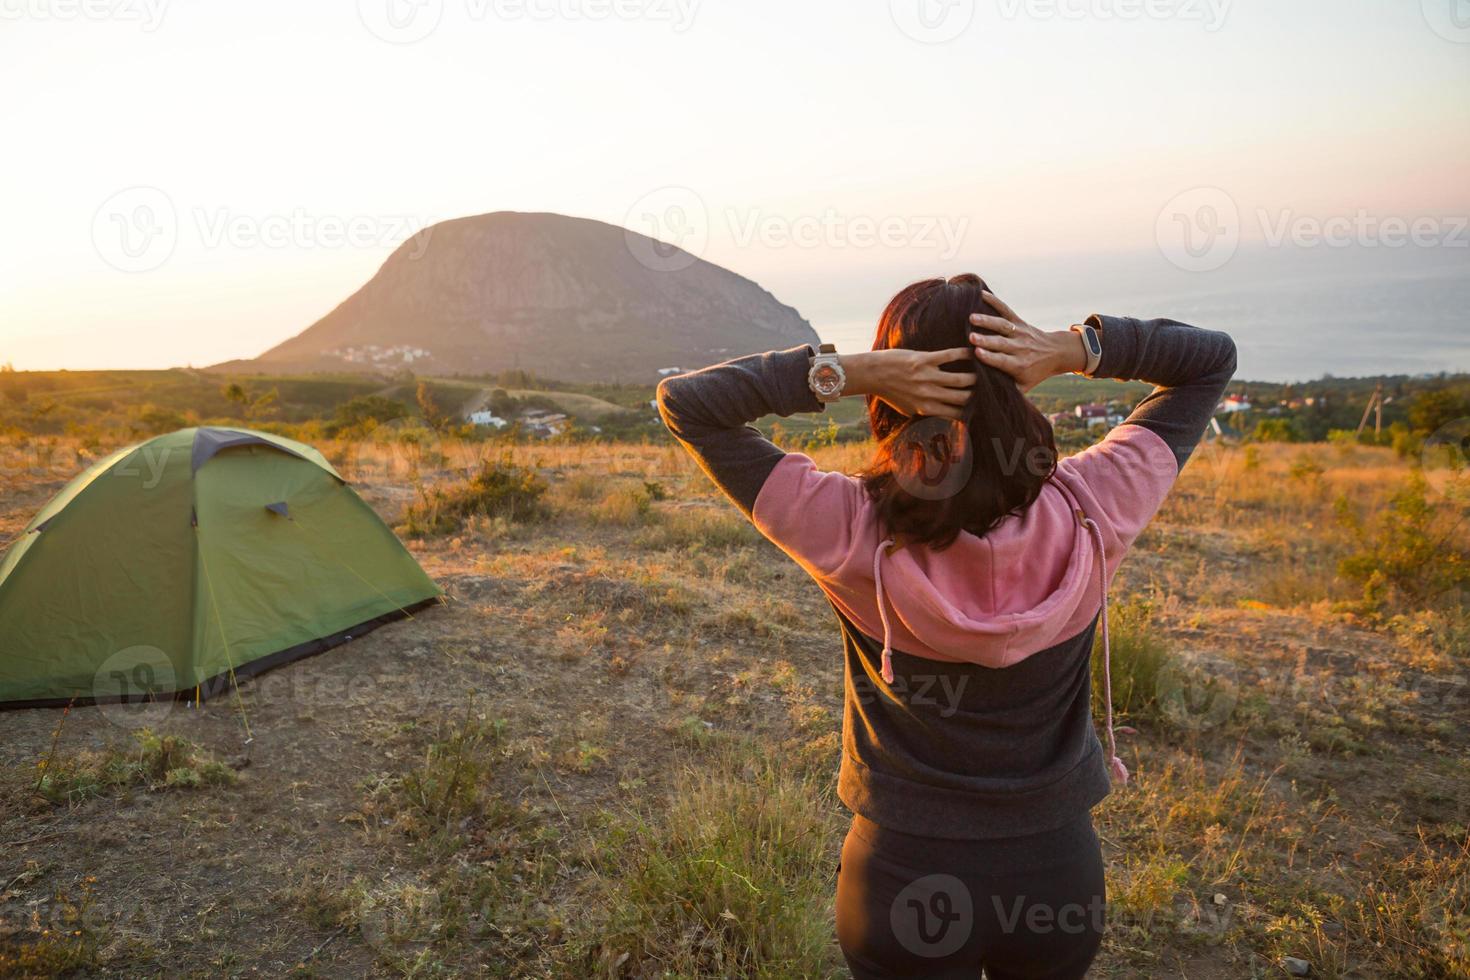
[657,345,976,516]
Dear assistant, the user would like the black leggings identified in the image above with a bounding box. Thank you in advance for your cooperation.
[835,812,1105,979]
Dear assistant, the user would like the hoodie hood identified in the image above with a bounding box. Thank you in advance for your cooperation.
[868,473,1098,671]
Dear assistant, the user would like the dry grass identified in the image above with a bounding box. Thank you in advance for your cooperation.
[0,436,1466,978]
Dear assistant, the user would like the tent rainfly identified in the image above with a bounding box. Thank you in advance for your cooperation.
[0,427,441,708]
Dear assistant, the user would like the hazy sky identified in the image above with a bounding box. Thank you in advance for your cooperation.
[2,0,1467,378]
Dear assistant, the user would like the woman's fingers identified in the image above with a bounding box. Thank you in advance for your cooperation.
[969,312,1017,336]
[981,290,1023,325]
[928,346,976,365]
[928,367,978,388]
[969,331,1018,353]
[932,386,973,407]
[973,345,1023,377]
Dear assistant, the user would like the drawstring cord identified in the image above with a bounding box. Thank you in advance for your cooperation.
[1080,515,1130,786]
[871,512,1130,786]
[873,537,897,684]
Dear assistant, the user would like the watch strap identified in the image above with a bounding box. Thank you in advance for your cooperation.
[1070,324,1102,377]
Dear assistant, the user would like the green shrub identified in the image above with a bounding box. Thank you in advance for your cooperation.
[328,395,409,437]
[1338,472,1470,613]
[403,455,549,535]
[1289,452,1325,483]
[397,718,504,831]
[1252,418,1300,443]
[1092,597,1171,723]
[1390,422,1423,460]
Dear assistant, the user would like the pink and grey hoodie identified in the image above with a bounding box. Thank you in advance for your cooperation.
[659,314,1236,839]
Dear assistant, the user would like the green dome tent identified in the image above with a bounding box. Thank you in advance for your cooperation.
[0,427,441,708]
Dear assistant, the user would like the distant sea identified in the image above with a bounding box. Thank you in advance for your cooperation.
[800,243,1469,383]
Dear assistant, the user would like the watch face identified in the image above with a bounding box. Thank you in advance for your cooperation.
[813,364,842,395]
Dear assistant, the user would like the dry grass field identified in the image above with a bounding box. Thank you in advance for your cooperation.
[0,432,1466,978]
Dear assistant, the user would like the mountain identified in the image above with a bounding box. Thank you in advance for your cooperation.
[214,211,818,383]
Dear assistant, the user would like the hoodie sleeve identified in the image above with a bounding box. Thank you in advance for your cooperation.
[656,346,825,517]
[1061,317,1237,556]
[1085,315,1238,471]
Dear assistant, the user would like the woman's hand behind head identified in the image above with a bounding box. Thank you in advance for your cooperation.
[969,291,1088,393]
[843,347,976,420]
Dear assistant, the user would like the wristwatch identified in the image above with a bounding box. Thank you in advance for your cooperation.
[1070,323,1103,377]
[807,343,846,403]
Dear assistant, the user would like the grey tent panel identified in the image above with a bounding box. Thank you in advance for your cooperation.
[191,428,310,474]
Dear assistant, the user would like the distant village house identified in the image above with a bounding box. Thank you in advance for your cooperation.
[1218,395,1252,413]
[468,411,508,428]
[1074,403,1125,429]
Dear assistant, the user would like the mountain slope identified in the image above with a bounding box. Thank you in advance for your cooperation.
[220,211,818,382]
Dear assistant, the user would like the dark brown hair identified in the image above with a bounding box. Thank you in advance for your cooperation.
[860,274,1057,549]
